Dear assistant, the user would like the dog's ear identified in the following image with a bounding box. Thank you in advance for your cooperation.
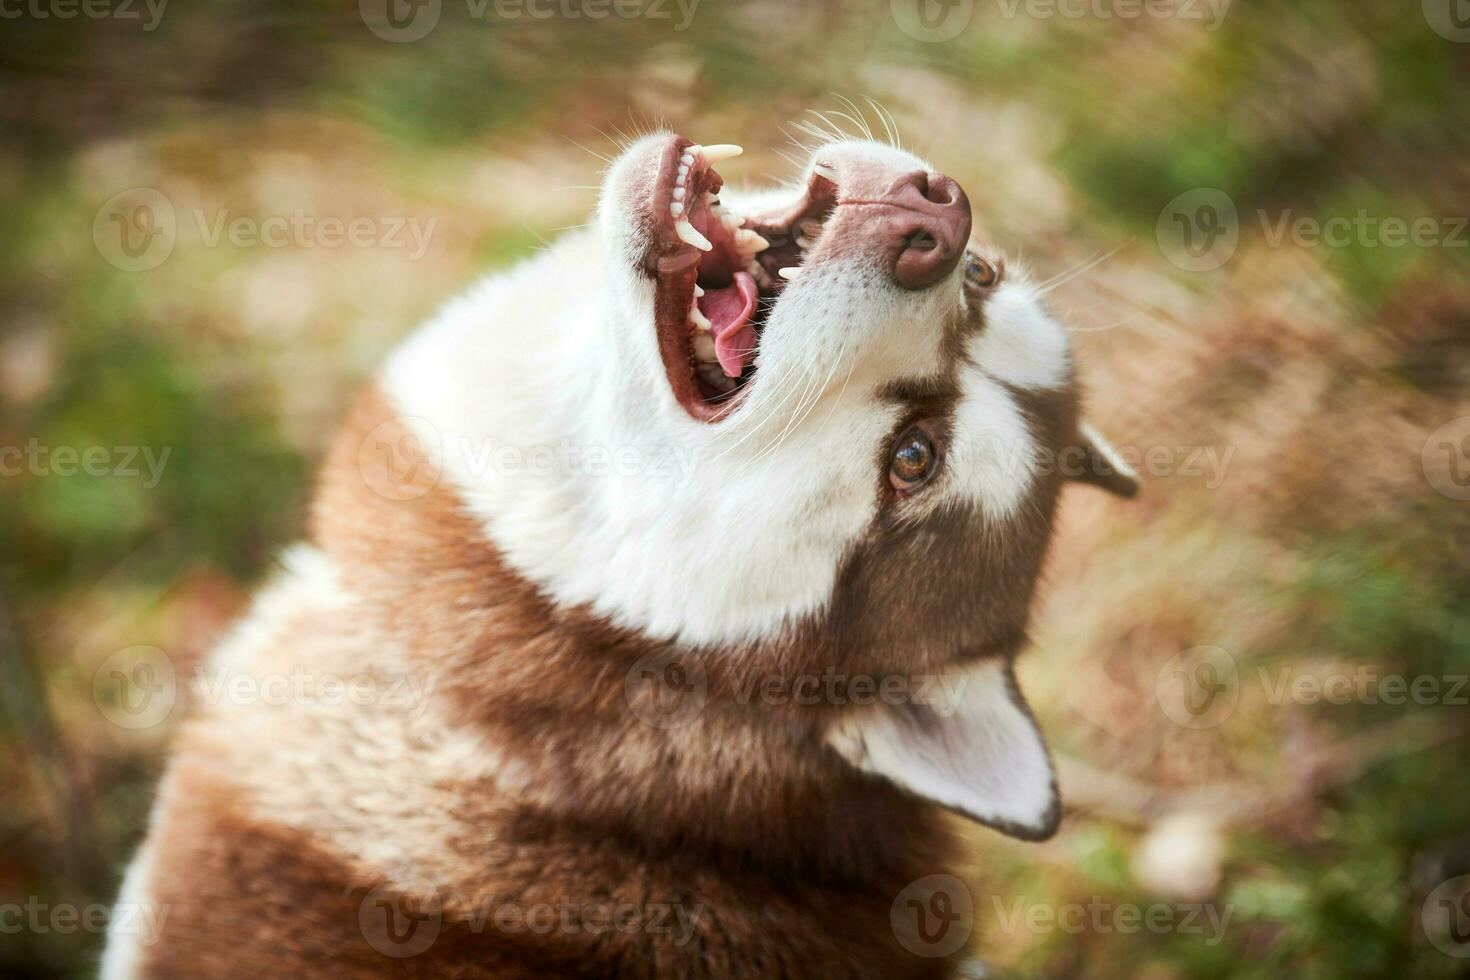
[1068,422,1139,498]
[825,659,1060,841]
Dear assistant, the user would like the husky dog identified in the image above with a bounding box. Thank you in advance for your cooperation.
[103,132,1137,979]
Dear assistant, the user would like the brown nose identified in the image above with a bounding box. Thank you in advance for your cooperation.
[875,171,972,289]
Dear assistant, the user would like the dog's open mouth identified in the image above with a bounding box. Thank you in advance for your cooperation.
[649,138,838,422]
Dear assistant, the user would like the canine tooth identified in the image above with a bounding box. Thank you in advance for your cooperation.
[693,283,705,297]
[735,229,769,253]
[721,212,744,230]
[813,163,838,182]
[671,202,684,217]
[675,219,713,251]
[778,266,801,280]
[693,334,718,365]
[700,144,743,163]
[689,303,712,332]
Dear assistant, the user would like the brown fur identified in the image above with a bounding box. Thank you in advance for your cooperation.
[128,255,1103,977]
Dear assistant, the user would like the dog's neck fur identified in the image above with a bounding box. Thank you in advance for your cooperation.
[313,389,953,884]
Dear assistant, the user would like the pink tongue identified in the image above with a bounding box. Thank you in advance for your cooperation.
[697,270,759,378]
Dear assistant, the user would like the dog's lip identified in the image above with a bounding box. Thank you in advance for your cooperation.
[641,136,840,424]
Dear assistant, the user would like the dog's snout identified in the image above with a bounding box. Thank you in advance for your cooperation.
[880,170,972,290]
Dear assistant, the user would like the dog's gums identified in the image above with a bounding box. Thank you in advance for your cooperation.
[646,135,974,422]
[649,137,841,420]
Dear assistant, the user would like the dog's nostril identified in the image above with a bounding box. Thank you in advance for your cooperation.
[924,173,956,206]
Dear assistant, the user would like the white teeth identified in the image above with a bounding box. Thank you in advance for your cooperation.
[689,302,712,332]
[675,219,712,251]
[706,192,720,204]
[673,187,685,200]
[680,151,695,166]
[747,260,764,278]
[796,236,812,249]
[721,212,744,230]
[778,266,801,281]
[700,144,743,163]
[693,283,704,297]
[813,163,838,182]
[671,202,684,217]
[735,229,769,254]
[692,333,717,363]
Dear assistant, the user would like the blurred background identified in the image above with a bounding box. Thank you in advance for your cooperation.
[3,0,1469,976]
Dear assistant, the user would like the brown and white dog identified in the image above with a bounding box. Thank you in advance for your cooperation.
[103,133,1137,979]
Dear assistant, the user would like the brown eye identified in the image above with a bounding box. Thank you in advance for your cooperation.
[967,254,997,287]
[889,426,939,491]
